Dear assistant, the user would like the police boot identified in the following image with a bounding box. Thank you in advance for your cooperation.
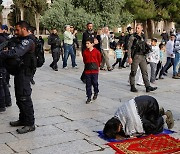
[10,120,25,127]
[146,86,157,92]
[130,85,138,92]
[16,125,35,134]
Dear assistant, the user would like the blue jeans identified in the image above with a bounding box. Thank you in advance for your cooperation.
[173,51,180,76]
[160,57,174,77]
[63,44,76,68]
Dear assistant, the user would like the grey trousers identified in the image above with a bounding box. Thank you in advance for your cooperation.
[100,50,111,69]
[149,62,157,83]
[130,54,150,87]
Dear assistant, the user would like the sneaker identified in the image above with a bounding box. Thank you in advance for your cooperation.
[159,76,164,79]
[10,120,25,127]
[86,98,92,104]
[72,66,78,69]
[0,107,6,112]
[53,68,58,71]
[172,75,180,79]
[130,85,138,92]
[100,68,106,71]
[93,93,98,100]
[63,66,68,70]
[16,125,35,134]
[121,66,126,68]
[108,68,113,71]
[146,86,157,92]
[165,110,174,129]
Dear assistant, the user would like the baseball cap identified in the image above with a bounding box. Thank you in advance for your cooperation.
[2,25,8,31]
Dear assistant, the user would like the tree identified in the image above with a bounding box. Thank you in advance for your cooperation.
[13,0,29,20]
[13,0,47,35]
[153,0,180,28]
[124,0,156,38]
[27,0,47,35]
[41,0,102,31]
[72,0,133,28]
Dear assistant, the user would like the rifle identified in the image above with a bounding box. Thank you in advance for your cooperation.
[0,37,20,51]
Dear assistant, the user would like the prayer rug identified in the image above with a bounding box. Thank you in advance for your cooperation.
[96,129,175,142]
[108,134,180,154]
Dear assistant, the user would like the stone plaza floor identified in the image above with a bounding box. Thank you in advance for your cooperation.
[0,53,179,154]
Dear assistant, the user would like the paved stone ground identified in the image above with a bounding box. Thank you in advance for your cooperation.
[0,53,179,154]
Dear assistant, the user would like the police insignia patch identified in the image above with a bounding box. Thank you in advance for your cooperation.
[22,40,29,46]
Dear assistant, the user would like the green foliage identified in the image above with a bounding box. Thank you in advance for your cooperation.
[42,0,133,31]
[41,0,100,31]
[153,0,180,22]
[125,0,156,21]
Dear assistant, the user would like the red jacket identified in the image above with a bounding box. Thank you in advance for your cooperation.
[83,48,101,74]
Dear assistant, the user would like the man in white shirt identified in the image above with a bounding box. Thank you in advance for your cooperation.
[63,25,77,69]
[159,34,176,78]
[100,27,113,71]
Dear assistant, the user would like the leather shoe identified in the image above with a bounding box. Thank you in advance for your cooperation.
[16,125,35,134]
[10,120,24,127]
[146,86,157,92]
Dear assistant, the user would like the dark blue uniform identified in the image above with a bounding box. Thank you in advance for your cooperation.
[48,33,62,70]
[0,36,35,125]
[0,33,11,112]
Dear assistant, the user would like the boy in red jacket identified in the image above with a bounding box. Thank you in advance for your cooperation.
[83,38,101,104]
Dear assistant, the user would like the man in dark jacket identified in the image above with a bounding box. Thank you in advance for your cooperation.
[48,28,62,71]
[103,95,174,139]
[81,23,95,83]
[121,27,133,68]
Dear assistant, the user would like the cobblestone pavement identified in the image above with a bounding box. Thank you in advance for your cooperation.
[0,53,179,154]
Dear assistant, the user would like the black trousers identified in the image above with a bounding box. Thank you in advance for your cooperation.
[155,61,163,78]
[14,71,34,126]
[121,52,128,67]
[112,58,122,67]
[85,73,99,99]
[135,95,164,134]
[50,48,60,69]
[0,68,11,108]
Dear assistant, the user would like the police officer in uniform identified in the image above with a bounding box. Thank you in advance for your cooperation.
[48,28,62,71]
[0,21,35,134]
[128,23,157,92]
[0,24,12,112]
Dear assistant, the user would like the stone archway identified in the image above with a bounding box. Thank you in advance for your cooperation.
[2,0,14,26]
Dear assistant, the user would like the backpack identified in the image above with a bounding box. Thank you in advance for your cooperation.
[34,38,45,68]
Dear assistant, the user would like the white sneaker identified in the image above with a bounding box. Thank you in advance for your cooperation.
[73,66,78,69]
[63,66,68,69]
